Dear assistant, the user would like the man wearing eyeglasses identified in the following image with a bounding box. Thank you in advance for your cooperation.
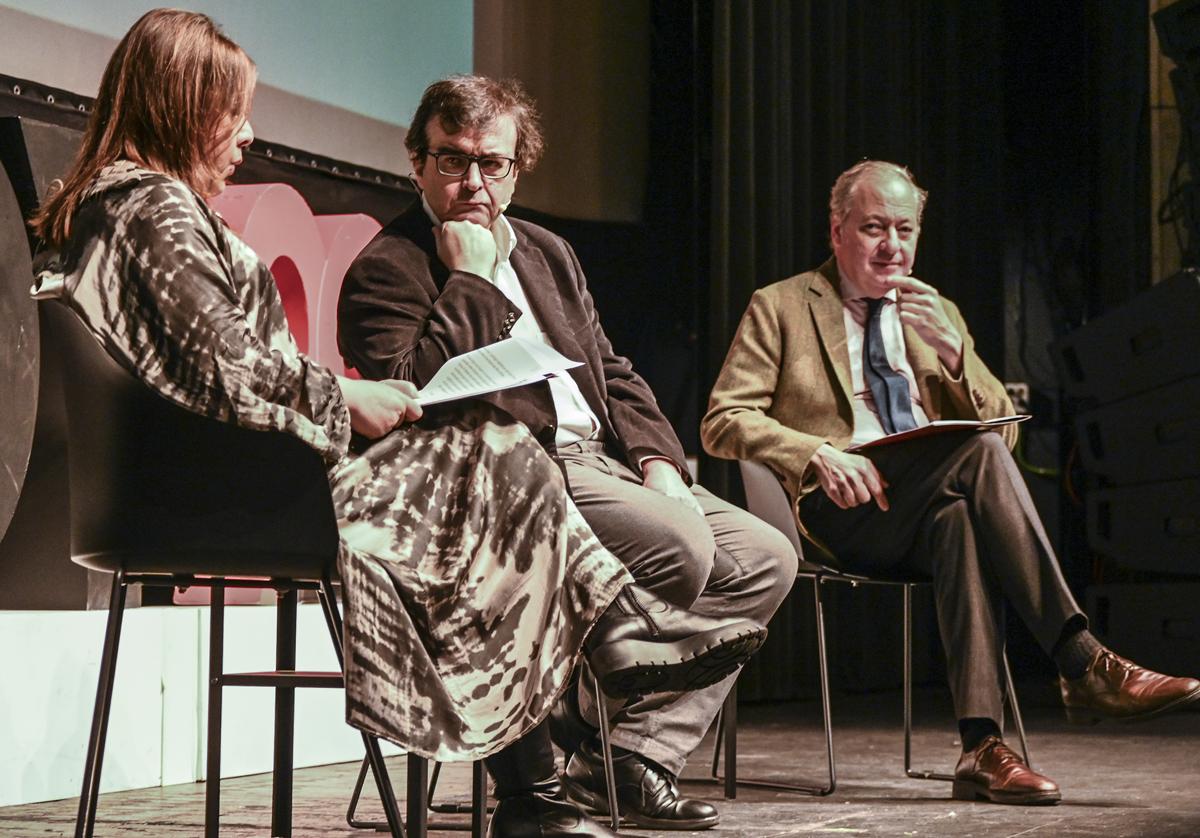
[338,75,795,835]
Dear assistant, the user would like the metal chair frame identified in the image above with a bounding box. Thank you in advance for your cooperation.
[708,460,1033,798]
[77,571,405,838]
[53,296,620,838]
[417,665,622,836]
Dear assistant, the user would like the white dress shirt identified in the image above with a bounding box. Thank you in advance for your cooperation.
[838,274,930,448]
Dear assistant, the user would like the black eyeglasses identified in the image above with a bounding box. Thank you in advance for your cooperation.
[428,151,516,179]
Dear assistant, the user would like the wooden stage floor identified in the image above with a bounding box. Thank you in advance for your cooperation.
[5,682,1199,837]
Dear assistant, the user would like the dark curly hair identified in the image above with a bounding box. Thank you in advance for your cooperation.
[405,75,545,173]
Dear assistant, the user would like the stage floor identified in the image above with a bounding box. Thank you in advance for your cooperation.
[5,682,1198,837]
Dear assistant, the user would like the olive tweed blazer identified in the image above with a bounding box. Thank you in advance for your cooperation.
[701,258,1015,515]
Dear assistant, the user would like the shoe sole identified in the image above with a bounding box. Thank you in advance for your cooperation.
[588,623,767,699]
[951,779,1061,806]
[561,776,721,831]
[1064,683,1200,725]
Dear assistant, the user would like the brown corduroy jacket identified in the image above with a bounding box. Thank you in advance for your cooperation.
[338,201,689,480]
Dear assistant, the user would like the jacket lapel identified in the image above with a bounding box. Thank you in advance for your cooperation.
[394,200,452,290]
[809,259,853,407]
[509,241,571,348]
[902,322,943,418]
[509,235,613,431]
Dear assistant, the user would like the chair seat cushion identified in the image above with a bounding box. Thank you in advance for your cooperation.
[73,549,337,582]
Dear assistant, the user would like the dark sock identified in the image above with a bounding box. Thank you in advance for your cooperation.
[959,717,1001,752]
[1053,625,1103,680]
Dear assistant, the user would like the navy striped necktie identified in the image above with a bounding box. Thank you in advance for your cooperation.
[863,297,918,434]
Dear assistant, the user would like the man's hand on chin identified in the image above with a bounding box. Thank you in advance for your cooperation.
[889,275,965,376]
[642,458,704,518]
[435,219,497,277]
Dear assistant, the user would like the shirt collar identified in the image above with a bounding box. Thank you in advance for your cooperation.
[494,212,517,261]
[419,194,517,262]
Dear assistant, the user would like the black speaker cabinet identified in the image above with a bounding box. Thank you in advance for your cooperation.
[1051,270,1200,403]
[1087,478,1200,575]
[1086,582,1200,676]
[1075,375,1200,483]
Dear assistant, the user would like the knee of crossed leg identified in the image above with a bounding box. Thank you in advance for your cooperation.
[760,527,800,605]
[631,524,717,608]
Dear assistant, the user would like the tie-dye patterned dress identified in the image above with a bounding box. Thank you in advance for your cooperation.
[31,162,630,760]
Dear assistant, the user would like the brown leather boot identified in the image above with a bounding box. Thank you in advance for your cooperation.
[584,584,766,698]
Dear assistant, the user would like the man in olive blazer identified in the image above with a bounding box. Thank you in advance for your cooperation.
[702,160,1200,806]
[700,256,1015,531]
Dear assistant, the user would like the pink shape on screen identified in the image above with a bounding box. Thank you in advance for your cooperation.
[191,184,383,606]
[209,184,325,356]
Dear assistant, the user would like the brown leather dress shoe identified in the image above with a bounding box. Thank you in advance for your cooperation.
[1060,649,1200,725]
[952,736,1061,806]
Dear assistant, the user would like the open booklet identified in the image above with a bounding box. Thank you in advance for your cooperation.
[847,415,1031,452]
[415,337,583,406]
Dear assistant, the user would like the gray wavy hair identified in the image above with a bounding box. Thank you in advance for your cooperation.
[829,160,928,223]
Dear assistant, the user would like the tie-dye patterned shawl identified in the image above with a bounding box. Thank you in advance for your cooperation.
[32,161,351,462]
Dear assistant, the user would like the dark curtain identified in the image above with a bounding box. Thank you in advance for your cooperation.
[703,0,1007,701]
[706,0,1007,389]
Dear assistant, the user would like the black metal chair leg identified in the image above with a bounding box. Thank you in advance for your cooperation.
[903,586,1034,780]
[723,684,737,799]
[74,569,128,838]
[318,581,406,838]
[1004,652,1033,768]
[206,581,226,838]
[903,584,954,782]
[812,574,836,794]
[588,665,620,832]
[273,588,298,837]
[407,754,429,838]
[903,585,953,782]
[344,750,405,838]
[709,573,836,796]
[471,760,487,837]
[345,756,372,826]
[710,703,723,779]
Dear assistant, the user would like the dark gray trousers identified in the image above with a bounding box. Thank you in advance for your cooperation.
[559,440,797,774]
[800,431,1084,723]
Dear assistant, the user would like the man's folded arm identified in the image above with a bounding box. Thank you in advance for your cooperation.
[338,243,519,386]
[934,298,1018,448]
[701,292,831,491]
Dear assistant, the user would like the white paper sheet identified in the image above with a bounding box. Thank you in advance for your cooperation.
[416,337,583,406]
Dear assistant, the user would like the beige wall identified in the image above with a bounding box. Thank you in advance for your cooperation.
[474,0,650,222]
[0,5,412,176]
